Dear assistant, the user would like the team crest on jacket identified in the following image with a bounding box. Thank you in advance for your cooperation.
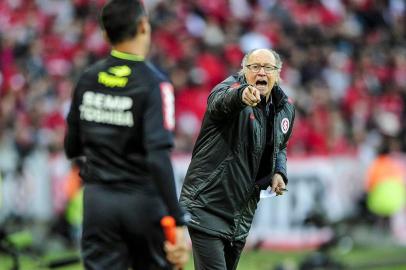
[281,118,289,134]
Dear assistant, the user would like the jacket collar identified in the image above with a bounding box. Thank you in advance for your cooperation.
[271,85,288,112]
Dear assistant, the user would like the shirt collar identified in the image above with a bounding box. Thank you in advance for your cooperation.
[111,50,145,61]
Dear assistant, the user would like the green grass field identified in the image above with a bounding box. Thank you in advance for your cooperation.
[2,245,406,270]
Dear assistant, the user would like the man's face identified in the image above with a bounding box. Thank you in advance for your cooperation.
[244,49,279,98]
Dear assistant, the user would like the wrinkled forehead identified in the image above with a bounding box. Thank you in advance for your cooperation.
[248,49,276,65]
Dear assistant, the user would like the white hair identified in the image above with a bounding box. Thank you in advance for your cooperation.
[238,48,283,84]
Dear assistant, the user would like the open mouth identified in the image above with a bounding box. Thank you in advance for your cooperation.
[255,80,268,88]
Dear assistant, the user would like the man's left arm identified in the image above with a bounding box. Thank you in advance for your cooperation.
[274,104,295,186]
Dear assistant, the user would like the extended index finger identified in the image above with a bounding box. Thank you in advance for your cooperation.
[249,85,260,101]
[252,86,261,101]
[243,87,257,104]
[248,85,256,94]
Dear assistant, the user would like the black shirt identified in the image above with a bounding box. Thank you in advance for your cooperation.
[255,96,274,189]
[64,50,185,224]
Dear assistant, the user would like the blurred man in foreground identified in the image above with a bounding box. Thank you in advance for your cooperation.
[180,48,295,270]
[64,0,188,269]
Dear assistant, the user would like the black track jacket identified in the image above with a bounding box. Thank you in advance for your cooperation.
[179,74,295,240]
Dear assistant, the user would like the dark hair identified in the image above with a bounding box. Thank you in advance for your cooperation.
[100,0,146,45]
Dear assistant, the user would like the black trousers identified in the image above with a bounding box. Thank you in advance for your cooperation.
[188,228,246,270]
[81,184,171,270]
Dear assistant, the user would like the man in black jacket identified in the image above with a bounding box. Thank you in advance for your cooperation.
[180,48,295,270]
[64,0,188,269]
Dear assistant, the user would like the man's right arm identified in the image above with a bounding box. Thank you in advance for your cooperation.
[64,81,83,159]
[207,76,248,121]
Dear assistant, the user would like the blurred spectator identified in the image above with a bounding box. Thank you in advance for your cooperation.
[364,135,406,243]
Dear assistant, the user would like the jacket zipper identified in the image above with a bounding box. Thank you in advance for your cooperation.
[253,107,267,178]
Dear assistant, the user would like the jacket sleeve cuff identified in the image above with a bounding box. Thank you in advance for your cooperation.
[174,211,191,226]
[237,84,248,107]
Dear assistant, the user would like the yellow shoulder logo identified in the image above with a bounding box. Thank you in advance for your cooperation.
[98,65,131,88]
[109,65,131,77]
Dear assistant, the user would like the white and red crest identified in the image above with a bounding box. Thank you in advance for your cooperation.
[281,118,289,134]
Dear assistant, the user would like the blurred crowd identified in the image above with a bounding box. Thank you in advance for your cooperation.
[0,0,405,226]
